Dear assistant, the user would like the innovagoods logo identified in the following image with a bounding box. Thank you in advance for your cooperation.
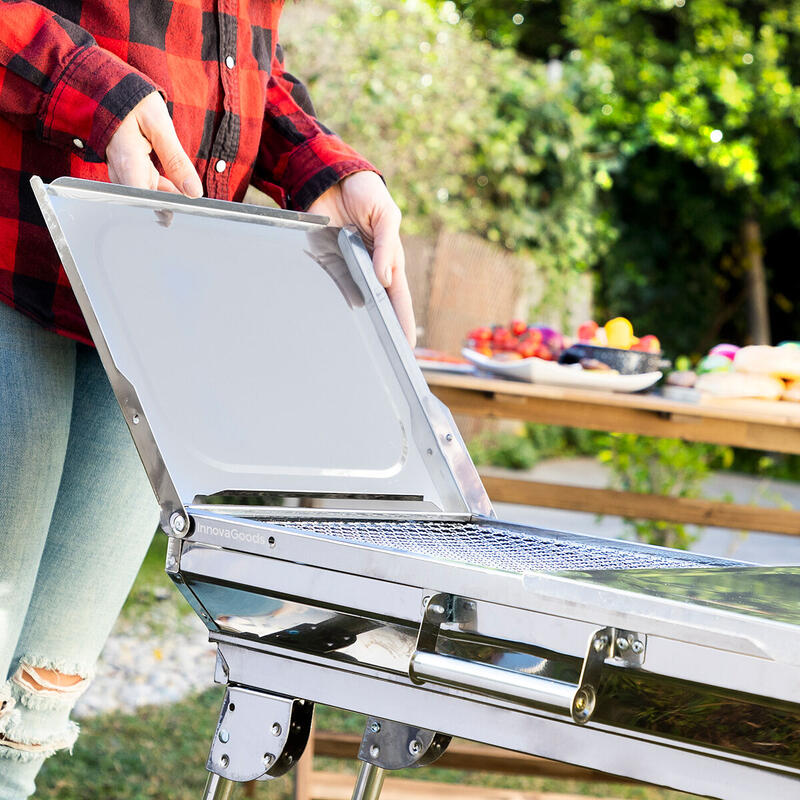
[197,522,267,546]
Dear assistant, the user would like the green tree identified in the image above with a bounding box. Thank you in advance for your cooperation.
[281,0,614,302]
[564,0,800,344]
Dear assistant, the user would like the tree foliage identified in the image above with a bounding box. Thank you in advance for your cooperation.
[451,0,800,346]
[281,0,614,292]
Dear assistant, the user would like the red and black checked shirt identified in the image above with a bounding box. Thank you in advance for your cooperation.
[0,0,375,344]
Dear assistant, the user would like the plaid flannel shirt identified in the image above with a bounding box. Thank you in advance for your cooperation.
[0,0,376,344]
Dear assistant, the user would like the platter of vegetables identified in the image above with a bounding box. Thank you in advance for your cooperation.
[461,318,664,392]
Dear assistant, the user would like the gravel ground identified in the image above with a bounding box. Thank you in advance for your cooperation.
[73,598,217,719]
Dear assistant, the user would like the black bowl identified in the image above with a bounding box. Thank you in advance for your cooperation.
[559,343,671,375]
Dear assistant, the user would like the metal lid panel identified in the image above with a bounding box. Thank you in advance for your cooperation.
[34,178,478,515]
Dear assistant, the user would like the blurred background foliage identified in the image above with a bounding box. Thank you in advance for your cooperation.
[283,0,800,356]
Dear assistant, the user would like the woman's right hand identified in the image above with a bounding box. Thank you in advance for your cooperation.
[106,91,203,197]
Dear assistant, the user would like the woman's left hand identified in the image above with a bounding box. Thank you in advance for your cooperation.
[308,171,416,347]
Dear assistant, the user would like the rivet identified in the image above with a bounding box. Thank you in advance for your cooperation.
[593,636,608,653]
[218,729,230,743]
[631,639,644,654]
[169,512,187,536]
[219,754,229,767]
[271,723,282,736]
[370,745,380,758]
[409,739,421,755]
[616,637,630,652]
[132,413,140,425]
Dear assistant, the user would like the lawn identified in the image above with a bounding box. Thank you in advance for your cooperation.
[36,690,698,800]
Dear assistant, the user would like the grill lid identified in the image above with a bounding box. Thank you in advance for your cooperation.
[32,177,491,529]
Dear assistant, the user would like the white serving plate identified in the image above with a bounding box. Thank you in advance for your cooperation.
[416,358,475,374]
[462,349,662,393]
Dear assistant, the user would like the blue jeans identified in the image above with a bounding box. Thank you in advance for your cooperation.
[0,302,158,799]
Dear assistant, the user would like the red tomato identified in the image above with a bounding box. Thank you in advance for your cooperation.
[510,319,528,336]
[534,344,553,361]
[468,326,492,342]
[577,320,599,342]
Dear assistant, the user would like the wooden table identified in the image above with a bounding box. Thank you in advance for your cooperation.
[425,371,800,536]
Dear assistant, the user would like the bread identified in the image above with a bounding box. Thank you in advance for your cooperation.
[695,371,785,400]
[733,345,800,380]
[784,380,800,402]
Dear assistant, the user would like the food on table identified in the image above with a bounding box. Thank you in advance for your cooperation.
[510,319,528,336]
[784,380,800,402]
[577,316,661,353]
[631,334,661,353]
[577,320,599,342]
[733,345,800,380]
[414,347,470,365]
[604,316,637,349]
[579,358,617,373]
[708,343,740,361]
[666,370,697,388]
[695,372,785,400]
[696,354,734,375]
[465,321,564,361]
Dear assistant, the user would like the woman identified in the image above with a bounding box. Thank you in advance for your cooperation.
[0,1,414,796]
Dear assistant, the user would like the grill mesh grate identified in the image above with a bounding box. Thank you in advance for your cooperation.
[275,519,734,573]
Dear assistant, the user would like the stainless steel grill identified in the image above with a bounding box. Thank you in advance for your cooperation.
[273,519,732,573]
[34,179,800,800]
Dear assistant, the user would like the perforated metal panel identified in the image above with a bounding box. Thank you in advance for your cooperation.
[272,519,734,573]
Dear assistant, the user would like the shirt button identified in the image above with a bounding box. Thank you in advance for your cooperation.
[225,55,235,69]
[215,159,227,173]
[73,138,84,149]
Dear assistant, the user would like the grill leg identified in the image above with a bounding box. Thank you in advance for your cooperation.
[351,762,385,800]
[203,772,238,800]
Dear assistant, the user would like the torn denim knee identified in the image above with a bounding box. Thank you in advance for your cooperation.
[0,656,91,763]
[0,720,79,763]
[10,658,92,711]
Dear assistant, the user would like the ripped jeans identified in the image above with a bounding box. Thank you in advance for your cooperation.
[0,302,158,799]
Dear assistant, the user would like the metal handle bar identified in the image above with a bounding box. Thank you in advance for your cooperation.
[409,593,645,725]
[409,650,580,712]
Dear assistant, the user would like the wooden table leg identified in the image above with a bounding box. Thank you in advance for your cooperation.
[294,717,317,800]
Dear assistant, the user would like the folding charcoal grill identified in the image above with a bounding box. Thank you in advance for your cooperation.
[33,177,800,800]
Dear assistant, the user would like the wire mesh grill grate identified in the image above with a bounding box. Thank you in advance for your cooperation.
[276,519,734,573]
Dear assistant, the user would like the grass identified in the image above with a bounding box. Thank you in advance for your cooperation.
[36,692,699,800]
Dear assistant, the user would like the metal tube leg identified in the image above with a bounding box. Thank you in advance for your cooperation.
[202,772,238,800]
[351,762,386,800]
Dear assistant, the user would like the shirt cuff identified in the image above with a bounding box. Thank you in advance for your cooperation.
[39,45,160,162]
[279,134,379,211]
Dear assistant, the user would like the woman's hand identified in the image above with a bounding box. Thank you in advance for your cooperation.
[106,92,203,198]
[308,171,416,347]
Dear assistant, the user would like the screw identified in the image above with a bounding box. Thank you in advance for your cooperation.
[370,745,380,758]
[593,636,609,653]
[169,512,187,536]
[369,721,381,734]
[219,754,229,768]
[616,637,630,652]
[132,413,140,425]
[271,723,282,736]
[631,639,644,654]
[218,729,230,743]
[409,739,421,755]
[264,753,274,767]
[429,603,445,617]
